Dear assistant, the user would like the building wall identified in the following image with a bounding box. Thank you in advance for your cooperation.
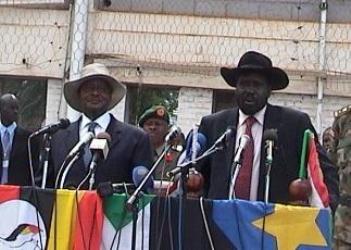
[176,87,349,137]
[177,87,213,135]
[1,3,351,131]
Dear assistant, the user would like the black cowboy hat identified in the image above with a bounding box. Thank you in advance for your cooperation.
[220,51,289,90]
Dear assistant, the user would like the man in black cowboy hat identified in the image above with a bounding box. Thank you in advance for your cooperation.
[197,51,338,211]
[46,63,153,189]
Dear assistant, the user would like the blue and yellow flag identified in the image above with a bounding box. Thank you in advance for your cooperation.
[212,199,331,250]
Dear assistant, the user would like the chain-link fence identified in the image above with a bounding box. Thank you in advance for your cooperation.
[0,0,351,127]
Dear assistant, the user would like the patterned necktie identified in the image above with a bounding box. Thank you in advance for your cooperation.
[234,116,256,200]
[1,129,11,184]
[83,122,98,167]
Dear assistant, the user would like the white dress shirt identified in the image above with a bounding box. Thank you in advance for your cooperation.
[233,106,266,201]
[0,122,17,184]
[79,112,111,139]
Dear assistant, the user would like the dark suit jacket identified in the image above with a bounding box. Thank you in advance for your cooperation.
[0,126,39,186]
[198,104,339,211]
[47,114,153,189]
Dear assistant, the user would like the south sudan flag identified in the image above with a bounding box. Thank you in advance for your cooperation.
[150,198,332,250]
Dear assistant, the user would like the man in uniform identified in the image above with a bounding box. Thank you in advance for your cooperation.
[139,105,183,180]
[333,105,351,249]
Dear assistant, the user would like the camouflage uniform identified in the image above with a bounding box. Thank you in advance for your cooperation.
[333,105,351,249]
[153,145,182,181]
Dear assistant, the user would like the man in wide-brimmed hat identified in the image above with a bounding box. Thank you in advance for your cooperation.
[197,51,338,211]
[46,63,153,189]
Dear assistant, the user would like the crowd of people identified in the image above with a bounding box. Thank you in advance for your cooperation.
[0,51,349,248]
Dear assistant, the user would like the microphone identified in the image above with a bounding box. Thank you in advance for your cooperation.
[88,132,111,190]
[213,126,236,149]
[233,134,250,164]
[185,131,207,161]
[168,132,207,178]
[263,129,278,163]
[229,134,250,199]
[88,132,112,169]
[132,166,154,192]
[31,119,70,137]
[263,128,278,203]
[165,125,181,143]
[66,132,95,159]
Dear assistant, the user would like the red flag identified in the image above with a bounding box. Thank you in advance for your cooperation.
[306,132,330,208]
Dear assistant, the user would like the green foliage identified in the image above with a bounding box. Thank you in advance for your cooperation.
[0,78,47,131]
[127,86,179,125]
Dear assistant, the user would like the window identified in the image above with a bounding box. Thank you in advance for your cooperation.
[125,85,179,125]
[0,77,47,131]
[212,89,237,113]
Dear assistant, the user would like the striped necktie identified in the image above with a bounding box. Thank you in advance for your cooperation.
[83,122,98,167]
[1,129,11,184]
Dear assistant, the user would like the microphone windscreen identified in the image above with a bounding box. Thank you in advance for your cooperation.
[59,118,71,129]
[185,131,207,158]
[263,129,278,142]
[96,132,112,143]
[132,166,153,192]
[97,182,114,198]
[226,126,236,139]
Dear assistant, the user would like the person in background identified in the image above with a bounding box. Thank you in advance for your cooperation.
[139,105,183,180]
[322,126,337,164]
[0,93,39,186]
[333,105,351,250]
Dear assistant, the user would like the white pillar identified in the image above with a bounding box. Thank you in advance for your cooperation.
[66,0,89,121]
[316,0,327,136]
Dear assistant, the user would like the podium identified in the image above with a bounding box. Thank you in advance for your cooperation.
[0,185,331,250]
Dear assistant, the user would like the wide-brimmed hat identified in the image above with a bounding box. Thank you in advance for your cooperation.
[64,63,126,112]
[138,105,170,127]
[220,51,289,90]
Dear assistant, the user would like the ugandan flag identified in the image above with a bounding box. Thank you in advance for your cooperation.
[0,185,103,250]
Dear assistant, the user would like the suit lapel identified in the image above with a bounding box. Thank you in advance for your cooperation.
[225,108,239,177]
[106,115,122,153]
[257,104,281,200]
[9,127,20,161]
[64,120,80,156]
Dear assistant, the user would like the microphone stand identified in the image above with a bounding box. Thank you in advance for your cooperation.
[88,162,97,191]
[126,144,172,250]
[228,161,242,200]
[59,153,81,189]
[264,143,273,203]
[40,134,52,188]
[174,144,224,250]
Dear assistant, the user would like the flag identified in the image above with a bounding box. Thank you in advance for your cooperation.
[301,130,330,208]
[101,194,154,250]
[0,185,103,250]
[150,197,332,250]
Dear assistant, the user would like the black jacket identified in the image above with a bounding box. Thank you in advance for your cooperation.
[198,104,339,211]
[46,115,153,189]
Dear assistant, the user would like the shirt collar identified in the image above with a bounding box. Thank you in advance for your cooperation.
[0,122,17,134]
[80,112,111,131]
[238,106,267,127]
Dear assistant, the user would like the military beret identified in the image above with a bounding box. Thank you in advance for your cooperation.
[138,105,170,127]
[334,104,351,118]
